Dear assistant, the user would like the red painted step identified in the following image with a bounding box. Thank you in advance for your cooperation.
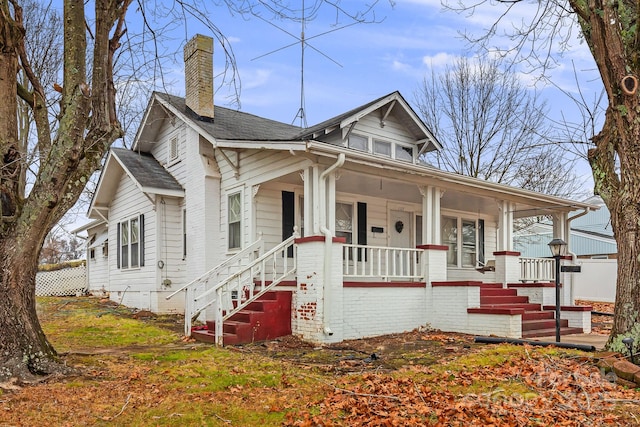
[522,318,569,331]
[478,284,584,338]
[480,288,518,297]
[480,295,530,305]
[522,310,555,321]
[192,291,292,346]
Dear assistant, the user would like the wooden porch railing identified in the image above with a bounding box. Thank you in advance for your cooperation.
[519,257,555,282]
[342,244,424,280]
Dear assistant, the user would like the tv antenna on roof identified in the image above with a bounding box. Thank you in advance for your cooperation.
[252,0,357,127]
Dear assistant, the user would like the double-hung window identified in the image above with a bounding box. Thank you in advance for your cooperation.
[228,191,242,250]
[441,216,481,268]
[118,215,144,269]
[335,202,353,244]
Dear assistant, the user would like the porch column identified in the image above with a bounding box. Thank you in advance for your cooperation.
[420,186,442,245]
[293,236,344,344]
[303,166,321,236]
[551,212,569,242]
[419,245,448,325]
[497,201,515,251]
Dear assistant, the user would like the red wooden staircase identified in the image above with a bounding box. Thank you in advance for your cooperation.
[191,291,292,345]
[479,284,583,338]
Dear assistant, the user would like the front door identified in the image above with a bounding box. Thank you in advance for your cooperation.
[390,210,412,249]
[389,210,413,278]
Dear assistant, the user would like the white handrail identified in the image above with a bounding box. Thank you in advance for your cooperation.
[196,234,298,345]
[166,238,264,301]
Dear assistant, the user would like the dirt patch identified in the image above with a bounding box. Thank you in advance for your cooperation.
[237,330,477,372]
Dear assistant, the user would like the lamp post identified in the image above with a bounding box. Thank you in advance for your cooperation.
[548,238,567,342]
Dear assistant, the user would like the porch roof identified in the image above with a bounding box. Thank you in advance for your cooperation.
[305,142,598,217]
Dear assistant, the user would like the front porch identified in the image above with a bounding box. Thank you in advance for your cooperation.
[169,233,591,346]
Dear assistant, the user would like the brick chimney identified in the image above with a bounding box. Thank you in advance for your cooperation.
[184,34,214,121]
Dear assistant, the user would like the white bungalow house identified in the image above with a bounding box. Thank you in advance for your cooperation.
[80,34,597,345]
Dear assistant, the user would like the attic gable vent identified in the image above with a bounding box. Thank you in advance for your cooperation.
[169,137,179,161]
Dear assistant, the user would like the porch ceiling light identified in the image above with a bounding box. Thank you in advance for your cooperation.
[548,238,567,257]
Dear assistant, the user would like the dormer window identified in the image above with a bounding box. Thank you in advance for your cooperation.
[373,139,391,157]
[347,134,416,163]
[395,143,414,162]
[348,134,368,151]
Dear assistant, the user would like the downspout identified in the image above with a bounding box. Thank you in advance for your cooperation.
[565,207,593,304]
[319,153,345,336]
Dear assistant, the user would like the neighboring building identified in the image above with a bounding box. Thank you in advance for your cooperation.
[78,34,598,344]
[515,196,616,259]
[515,196,618,303]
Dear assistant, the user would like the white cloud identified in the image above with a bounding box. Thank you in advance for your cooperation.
[422,52,460,68]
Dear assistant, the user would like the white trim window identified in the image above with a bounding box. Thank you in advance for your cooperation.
[348,134,368,152]
[118,215,144,269]
[373,139,392,157]
[442,216,478,268]
[228,191,242,250]
[395,143,414,162]
[336,202,353,244]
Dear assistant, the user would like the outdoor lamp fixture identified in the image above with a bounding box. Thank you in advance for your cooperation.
[548,238,567,342]
[623,337,635,364]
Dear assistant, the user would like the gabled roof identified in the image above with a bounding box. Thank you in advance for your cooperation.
[134,91,441,153]
[111,148,184,194]
[88,148,184,220]
[134,93,302,151]
[295,91,442,154]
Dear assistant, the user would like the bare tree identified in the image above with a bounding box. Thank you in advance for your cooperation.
[442,0,640,349]
[415,56,584,198]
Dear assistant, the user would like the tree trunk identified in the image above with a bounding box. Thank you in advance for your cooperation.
[0,241,64,380]
[0,1,128,381]
[569,0,640,349]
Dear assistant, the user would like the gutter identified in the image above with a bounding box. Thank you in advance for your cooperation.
[565,207,595,304]
[319,153,345,337]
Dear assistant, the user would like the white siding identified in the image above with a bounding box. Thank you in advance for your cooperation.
[156,197,187,289]
[86,223,109,294]
[108,173,157,307]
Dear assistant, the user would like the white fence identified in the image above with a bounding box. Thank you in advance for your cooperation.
[572,258,617,302]
[36,264,87,296]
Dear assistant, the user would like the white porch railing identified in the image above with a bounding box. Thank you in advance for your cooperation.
[197,234,298,345]
[166,238,264,336]
[343,244,424,280]
[519,257,555,282]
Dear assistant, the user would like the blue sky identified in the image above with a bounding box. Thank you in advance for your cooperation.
[151,0,603,132]
[143,0,601,192]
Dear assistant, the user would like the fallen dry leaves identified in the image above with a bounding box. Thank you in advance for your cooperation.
[285,346,640,426]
